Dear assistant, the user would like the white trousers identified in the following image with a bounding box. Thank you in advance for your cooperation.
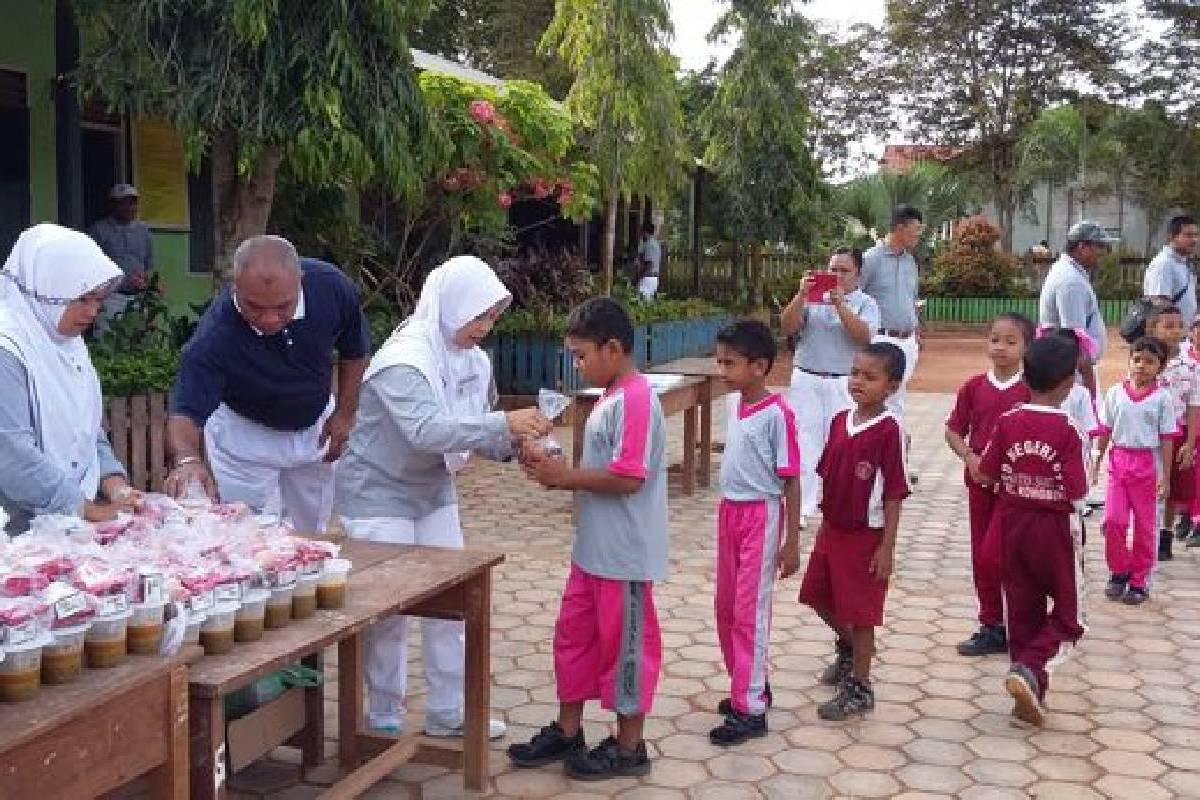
[638,276,659,299]
[872,333,919,420]
[789,368,852,517]
[343,506,466,727]
[204,402,334,533]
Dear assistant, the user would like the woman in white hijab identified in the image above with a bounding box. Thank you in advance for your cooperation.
[334,255,551,738]
[0,224,141,533]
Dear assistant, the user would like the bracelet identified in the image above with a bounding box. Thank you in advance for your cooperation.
[173,456,201,470]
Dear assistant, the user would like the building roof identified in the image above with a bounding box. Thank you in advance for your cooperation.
[879,144,962,174]
[412,49,504,88]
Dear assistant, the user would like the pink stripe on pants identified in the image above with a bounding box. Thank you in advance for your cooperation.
[553,563,661,715]
[1103,447,1158,589]
[715,498,782,715]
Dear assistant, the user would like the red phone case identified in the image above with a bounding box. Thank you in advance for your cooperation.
[806,272,838,303]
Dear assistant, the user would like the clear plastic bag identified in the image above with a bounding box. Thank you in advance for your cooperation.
[536,389,571,457]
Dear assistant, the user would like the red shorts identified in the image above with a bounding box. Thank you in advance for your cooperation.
[1169,427,1194,505]
[798,522,890,627]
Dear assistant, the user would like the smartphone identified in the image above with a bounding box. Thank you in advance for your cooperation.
[806,271,838,303]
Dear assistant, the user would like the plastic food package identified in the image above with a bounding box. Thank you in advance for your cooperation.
[535,389,571,457]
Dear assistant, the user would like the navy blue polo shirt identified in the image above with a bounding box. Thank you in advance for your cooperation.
[170,258,370,431]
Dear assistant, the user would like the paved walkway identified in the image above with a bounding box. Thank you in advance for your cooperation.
[238,391,1200,800]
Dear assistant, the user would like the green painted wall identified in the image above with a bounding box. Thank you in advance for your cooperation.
[0,2,57,223]
[153,231,214,315]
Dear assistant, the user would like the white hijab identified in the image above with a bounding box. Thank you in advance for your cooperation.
[0,224,122,503]
[367,256,511,472]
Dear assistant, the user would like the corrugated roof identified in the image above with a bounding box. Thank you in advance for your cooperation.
[412,49,504,88]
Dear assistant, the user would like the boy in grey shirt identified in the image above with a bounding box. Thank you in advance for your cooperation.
[511,297,668,781]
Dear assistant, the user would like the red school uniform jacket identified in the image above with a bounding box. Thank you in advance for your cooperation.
[978,405,1088,514]
[818,409,912,531]
[945,371,1031,482]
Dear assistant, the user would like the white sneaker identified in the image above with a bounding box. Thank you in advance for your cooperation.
[424,713,507,740]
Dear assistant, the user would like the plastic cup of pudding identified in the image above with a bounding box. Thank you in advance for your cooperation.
[199,602,238,655]
[126,602,166,655]
[265,586,294,630]
[292,574,319,620]
[41,624,90,685]
[234,589,269,643]
[317,559,351,610]
[183,609,206,645]
[0,634,50,701]
[86,611,132,669]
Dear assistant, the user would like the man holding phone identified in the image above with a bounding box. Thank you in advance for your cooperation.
[781,247,879,525]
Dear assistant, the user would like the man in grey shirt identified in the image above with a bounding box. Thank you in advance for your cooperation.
[637,221,662,299]
[1143,213,1197,325]
[1039,221,1117,380]
[88,183,155,327]
[861,205,923,421]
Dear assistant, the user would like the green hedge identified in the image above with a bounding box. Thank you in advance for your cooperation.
[923,296,1132,327]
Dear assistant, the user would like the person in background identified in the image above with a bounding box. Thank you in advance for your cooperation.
[637,222,662,300]
[165,235,370,533]
[1143,214,1197,326]
[510,297,668,781]
[1038,221,1119,397]
[979,334,1088,727]
[781,247,879,527]
[335,256,549,739]
[1030,240,1052,261]
[1145,306,1198,556]
[708,321,801,747]
[87,183,155,327]
[0,224,143,533]
[944,313,1034,658]
[1094,337,1175,606]
[860,205,924,425]
[798,342,911,721]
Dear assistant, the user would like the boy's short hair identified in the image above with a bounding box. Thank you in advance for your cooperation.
[1024,335,1078,391]
[1147,305,1183,326]
[994,311,1035,344]
[716,320,777,371]
[565,297,635,353]
[861,341,906,382]
[890,204,923,228]
[1131,335,1169,365]
[1168,214,1195,238]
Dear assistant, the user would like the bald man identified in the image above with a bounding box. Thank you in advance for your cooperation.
[165,236,370,532]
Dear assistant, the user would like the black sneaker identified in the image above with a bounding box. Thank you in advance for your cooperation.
[819,640,853,686]
[717,681,773,716]
[956,625,1007,656]
[1004,664,1045,726]
[708,710,768,746]
[1123,586,1149,605]
[1159,529,1174,561]
[1175,516,1193,540]
[507,722,585,768]
[817,677,875,720]
[564,736,651,781]
[1105,573,1130,600]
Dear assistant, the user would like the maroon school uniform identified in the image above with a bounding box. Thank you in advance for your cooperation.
[946,371,1031,628]
[798,409,911,627]
[979,405,1088,699]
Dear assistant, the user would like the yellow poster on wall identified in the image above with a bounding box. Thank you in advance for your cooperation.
[132,118,189,229]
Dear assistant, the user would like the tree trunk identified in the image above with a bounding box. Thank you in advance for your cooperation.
[1045,182,1053,245]
[211,130,283,283]
[600,191,618,296]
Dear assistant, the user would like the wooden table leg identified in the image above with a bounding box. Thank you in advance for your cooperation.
[147,663,189,800]
[699,381,713,488]
[682,405,697,495]
[188,690,226,800]
[299,650,325,770]
[462,570,492,791]
[339,632,365,771]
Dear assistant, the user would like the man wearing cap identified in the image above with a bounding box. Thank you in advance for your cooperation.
[1039,220,1119,390]
[88,184,155,326]
[164,235,370,533]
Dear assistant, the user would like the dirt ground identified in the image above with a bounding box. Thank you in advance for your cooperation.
[770,325,1129,393]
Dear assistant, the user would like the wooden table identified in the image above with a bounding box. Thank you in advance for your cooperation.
[572,373,711,494]
[0,646,195,800]
[650,358,733,490]
[187,541,504,799]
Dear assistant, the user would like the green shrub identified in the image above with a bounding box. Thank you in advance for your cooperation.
[922,216,1019,298]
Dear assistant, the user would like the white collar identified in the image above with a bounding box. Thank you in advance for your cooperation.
[1019,403,1068,417]
[987,370,1023,391]
[233,289,306,337]
[845,408,897,437]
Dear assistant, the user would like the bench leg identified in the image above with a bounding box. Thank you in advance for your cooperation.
[683,406,697,495]
[299,651,325,770]
[189,690,226,800]
[339,633,365,771]
[699,385,713,488]
[147,664,189,800]
[463,571,492,791]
